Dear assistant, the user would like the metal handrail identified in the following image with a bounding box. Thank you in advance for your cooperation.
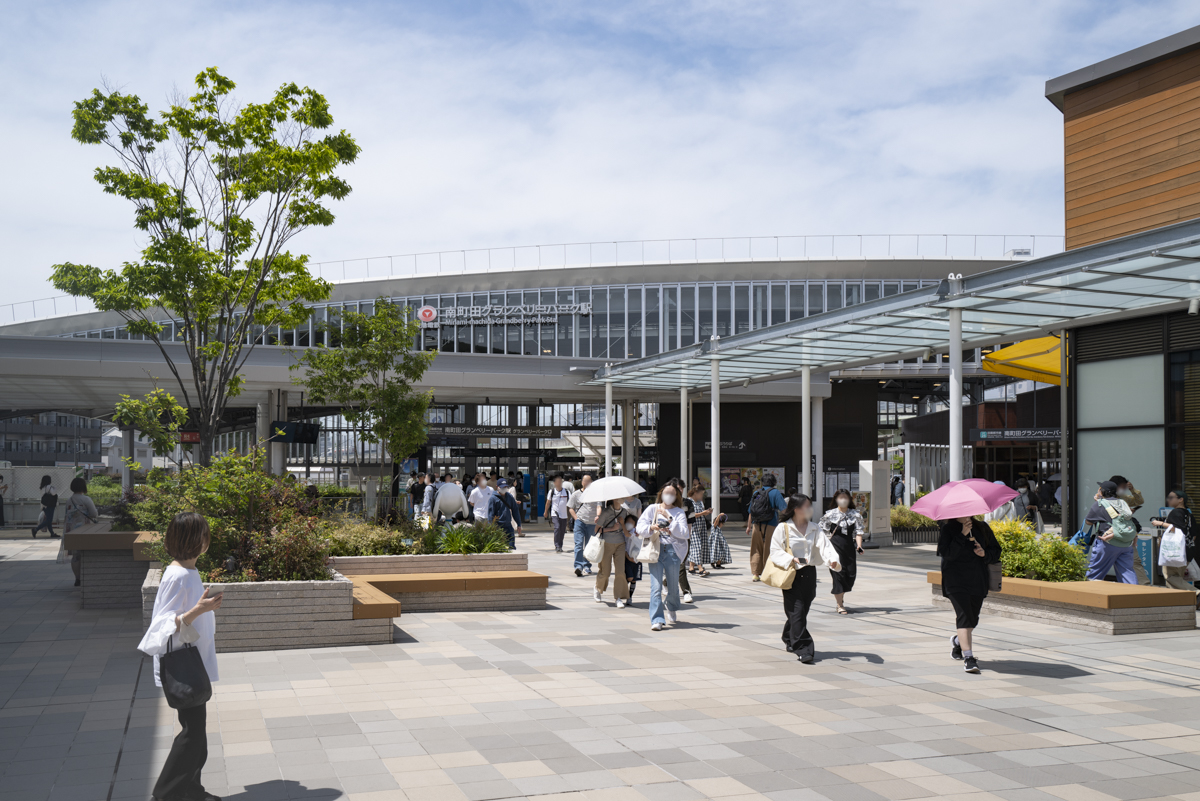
[1,233,1063,325]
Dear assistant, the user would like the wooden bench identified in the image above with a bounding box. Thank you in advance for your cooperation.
[345,570,549,613]
[926,571,1196,634]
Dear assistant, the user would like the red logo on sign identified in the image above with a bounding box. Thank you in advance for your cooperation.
[179,431,201,443]
[416,306,438,323]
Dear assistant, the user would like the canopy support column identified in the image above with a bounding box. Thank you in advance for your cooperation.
[680,385,688,484]
[710,356,721,520]
[604,378,613,478]
[121,428,134,489]
[1060,329,1069,526]
[802,366,812,496]
[949,304,964,482]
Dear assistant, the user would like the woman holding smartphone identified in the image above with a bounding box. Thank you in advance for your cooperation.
[820,489,865,614]
[937,514,1001,674]
[138,512,223,801]
[635,484,690,631]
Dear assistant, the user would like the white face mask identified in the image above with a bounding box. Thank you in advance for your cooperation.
[837,498,849,509]
[624,521,635,532]
[662,492,677,505]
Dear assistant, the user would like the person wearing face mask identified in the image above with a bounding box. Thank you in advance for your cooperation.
[769,494,841,663]
[467,473,493,524]
[1011,479,1038,525]
[1085,481,1139,583]
[568,475,599,577]
[1152,489,1199,605]
[593,498,632,607]
[819,490,865,614]
[635,484,690,631]
[1109,475,1150,584]
[938,513,1002,674]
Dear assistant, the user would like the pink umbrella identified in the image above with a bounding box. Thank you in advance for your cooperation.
[910,479,1018,521]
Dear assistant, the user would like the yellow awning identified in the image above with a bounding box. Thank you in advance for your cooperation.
[981,335,1065,385]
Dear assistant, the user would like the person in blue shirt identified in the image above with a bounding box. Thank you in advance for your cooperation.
[489,480,523,548]
[743,474,787,582]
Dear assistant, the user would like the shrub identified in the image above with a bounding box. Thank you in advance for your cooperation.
[327,516,426,556]
[891,505,936,529]
[88,475,123,507]
[436,522,511,555]
[989,518,1086,582]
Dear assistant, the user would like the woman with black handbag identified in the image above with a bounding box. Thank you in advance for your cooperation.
[138,512,223,801]
[937,515,1001,675]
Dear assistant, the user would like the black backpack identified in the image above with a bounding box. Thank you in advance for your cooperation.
[749,489,774,524]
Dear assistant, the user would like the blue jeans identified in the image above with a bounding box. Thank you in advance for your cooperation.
[649,544,682,625]
[1086,538,1136,583]
[573,521,595,570]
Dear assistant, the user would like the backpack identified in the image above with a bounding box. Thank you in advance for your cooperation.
[1101,499,1138,546]
[489,493,513,529]
[749,489,774,524]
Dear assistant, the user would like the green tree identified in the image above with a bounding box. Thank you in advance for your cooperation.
[293,298,435,495]
[113,387,190,472]
[50,67,359,465]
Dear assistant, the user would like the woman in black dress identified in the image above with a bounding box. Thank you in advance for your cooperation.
[937,516,1002,674]
[819,489,864,614]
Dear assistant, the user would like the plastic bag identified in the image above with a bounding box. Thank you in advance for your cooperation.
[1159,526,1187,567]
[1187,559,1200,582]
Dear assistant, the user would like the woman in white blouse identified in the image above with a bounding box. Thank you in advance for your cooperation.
[635,484,691,631]
[137,512,223,801]
[770,494,840,663]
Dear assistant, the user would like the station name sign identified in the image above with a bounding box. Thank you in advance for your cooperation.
[427,424,562,438]
[417,303,591,327]
[970,428,1061,442]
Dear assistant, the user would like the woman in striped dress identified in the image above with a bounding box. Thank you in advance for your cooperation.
[686,480,712,577]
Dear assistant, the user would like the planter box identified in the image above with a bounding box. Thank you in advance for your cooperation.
[64,523,151,609]
[927,571,1196,635]
[142,568,393,653]
[329,552,528,575]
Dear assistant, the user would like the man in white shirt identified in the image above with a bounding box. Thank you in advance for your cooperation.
[568,474,599,577]
[467,474,493,523]
[545,474,571,553]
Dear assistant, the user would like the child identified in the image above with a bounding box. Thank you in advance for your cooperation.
[138,512,223,801]
[624,516,643,602]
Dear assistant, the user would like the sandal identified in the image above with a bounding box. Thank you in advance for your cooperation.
[837,607,849,615]
[696,569,710,578]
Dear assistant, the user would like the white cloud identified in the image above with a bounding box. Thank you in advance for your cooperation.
[1,0,1197,308]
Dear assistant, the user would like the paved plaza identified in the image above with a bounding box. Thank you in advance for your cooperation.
[3,528,1200,801]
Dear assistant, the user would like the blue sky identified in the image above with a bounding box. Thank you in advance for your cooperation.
[2,1,1198,305]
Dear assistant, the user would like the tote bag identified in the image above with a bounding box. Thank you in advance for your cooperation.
[760,524,797,590]
[159,637,212,710]
[583,532,606,564]
[635,505,664,564]
[1159,526,1188,567]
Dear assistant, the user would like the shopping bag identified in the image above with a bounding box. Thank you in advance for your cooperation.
[635,535,660,564]
[1034,510,1045,535]
[1158,526,1187,567]
[583,534,605,564]
[1186,559,1200,582]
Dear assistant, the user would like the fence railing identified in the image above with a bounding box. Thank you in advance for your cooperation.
[1,234,1064,326]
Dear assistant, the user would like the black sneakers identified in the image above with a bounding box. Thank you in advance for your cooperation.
[951,635,963,660]
[574,568,582,577]
[964,656,980,674]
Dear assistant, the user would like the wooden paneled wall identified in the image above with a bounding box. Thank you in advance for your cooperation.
[1064,47,1200,249]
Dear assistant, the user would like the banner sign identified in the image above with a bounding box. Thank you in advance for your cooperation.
[970,428,1061,442]
[420,304,591,327]
[427,424,561,438]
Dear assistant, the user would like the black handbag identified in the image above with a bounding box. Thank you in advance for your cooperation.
[159,638,211,709]
[988,562,1003,593]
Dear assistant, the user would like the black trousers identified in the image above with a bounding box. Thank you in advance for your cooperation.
[678,565,691,594]
[153,702,208,800]
[781,566,818,658]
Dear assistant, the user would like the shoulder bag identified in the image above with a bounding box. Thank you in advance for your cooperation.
[987,561,1003,593]
[636,505,663,564]
[760,523,797,590]
[159,633,212,710]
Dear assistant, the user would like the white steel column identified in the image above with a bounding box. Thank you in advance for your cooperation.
[604,379,614,478]
[710,357,721,519]
[680,385,688,483]
[801,366,812,497]
[949,301,964,482]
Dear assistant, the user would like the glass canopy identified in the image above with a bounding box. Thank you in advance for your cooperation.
[587,219,1200,392]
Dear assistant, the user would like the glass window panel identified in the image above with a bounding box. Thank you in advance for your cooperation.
[734,284,749,335]
[772,284,786,325]
[902,282,917,293]
[541,290,556,355]
[592,288,608,357]
[845,283,861,306]
[627,287,643,359]
[681,286,695,345]
[1169,427,1200,506]
[699,286,713,340]
[458,322,471,353]
[1170,350,1200,423]
[826,284,843,312]
[576,289,590,358]
[716,286,732,338]
[808,283,822,316]
[507,324,521,355]
[609,287,626,360]
[865,283,880,302]
[474,323,488,353]
[1078,428,1164,527]
[557,289,573,358]
[790,284,805,319]
[1079,355,1163,428]
[645,287,660,356]
[752,285,767,329]
[884,282,899,297]
[665,287,677,351]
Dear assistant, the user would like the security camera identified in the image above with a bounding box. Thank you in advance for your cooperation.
[1190,298,1200,316]
[742,378,751,388]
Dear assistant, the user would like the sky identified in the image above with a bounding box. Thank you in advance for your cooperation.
[2,0,1198,308]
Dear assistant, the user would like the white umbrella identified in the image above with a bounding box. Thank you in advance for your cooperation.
[579,476,645,504]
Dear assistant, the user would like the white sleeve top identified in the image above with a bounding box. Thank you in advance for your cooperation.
[635,503,690,559]
[770,520,841,570]
[137,565,219,688]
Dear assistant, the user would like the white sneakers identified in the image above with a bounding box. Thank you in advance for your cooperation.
[651,622,663,631]
[683,592,694,604]
[593,590,603,603]
[616,599,626,608]
[665,609,677,624]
